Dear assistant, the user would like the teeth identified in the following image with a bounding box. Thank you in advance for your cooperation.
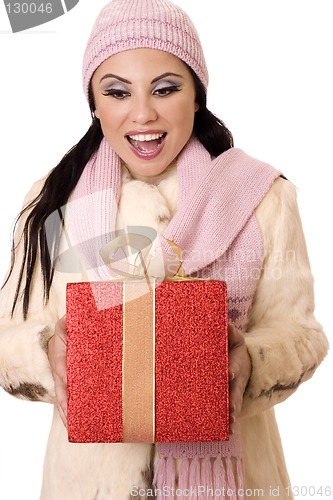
[129,133,164,141]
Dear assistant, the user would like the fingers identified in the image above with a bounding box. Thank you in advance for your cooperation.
[228,324,252,434]
[53,368,68,428]
[228,324,244,380]
[48,315,68,428]
[54,314,67,344]
[229,376,246,434]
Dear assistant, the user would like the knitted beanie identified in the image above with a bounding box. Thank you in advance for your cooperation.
[82,0,209,100]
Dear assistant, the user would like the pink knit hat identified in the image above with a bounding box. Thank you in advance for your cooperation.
[82,0,209,100]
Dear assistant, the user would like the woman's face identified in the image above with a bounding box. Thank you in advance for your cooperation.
[91,48,198,184]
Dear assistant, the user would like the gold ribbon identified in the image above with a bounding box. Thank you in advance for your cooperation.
[99,233,203,441]
[122,281,155,442]
[100,232,196,281]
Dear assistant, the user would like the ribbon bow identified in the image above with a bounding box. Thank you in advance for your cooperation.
[100,232,186,280]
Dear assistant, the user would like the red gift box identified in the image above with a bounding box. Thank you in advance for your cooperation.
[66,280,229,443]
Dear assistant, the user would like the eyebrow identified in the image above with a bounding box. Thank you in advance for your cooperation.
[99,72,184,85]
[151,72,184,83]
[100,74,131,84]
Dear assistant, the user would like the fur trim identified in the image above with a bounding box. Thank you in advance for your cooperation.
[0,177,57,402]
[40,409,154,500]
[0,321,55,402]
[242,178,328,417]
[117,168,173,233]
[116,165,179,277]
[240,409,292,498]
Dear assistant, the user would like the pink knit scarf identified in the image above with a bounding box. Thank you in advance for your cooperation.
[69,136,280,498]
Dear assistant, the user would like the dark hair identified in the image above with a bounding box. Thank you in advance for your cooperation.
[4,68,233,319]
[189,67,234,156]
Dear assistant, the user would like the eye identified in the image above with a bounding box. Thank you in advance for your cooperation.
[153,85,181,97]
[102,89,131,100]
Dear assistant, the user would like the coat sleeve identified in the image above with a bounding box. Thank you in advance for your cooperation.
[240,177,329,418]
[0,178,57,403]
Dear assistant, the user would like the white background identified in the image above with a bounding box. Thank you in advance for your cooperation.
[0,1,332,499]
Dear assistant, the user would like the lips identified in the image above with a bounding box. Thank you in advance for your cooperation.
[126,132,167,159]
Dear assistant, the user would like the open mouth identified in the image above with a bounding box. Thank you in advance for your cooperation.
[126,132,167,155]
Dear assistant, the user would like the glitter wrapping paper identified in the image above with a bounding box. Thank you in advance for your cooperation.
[66,280,229,443]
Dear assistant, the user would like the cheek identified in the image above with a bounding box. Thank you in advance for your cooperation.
[96,105,122,133]
[172,101,197,129]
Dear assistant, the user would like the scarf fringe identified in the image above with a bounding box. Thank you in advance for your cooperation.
[154,456,166,499]
[189,456,201,490]
[213,453,226,492]
[226,457,238,500]
[177,457,189,498]
[153,455,245,499]
[165,456,176,490]
[201,457,213,499]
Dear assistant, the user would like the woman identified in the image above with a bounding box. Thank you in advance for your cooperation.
[0,0,328,498]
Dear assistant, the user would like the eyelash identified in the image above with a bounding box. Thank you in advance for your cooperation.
[154,85,181,97]
[102,89,130,99]
[102,85,181,100]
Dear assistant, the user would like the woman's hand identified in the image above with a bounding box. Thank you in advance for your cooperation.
[47,318,252,432]
[48,315,68,427]
[228,324,252,434]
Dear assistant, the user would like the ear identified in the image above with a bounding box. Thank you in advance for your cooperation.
[194,102,199,112]
[94,109,100,119]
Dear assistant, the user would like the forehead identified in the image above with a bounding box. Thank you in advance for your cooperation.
[92,48,191,82]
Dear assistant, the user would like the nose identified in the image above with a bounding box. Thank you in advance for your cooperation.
[130,95,158,124]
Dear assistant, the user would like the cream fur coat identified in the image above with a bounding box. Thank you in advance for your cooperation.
[0,164,328,499]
